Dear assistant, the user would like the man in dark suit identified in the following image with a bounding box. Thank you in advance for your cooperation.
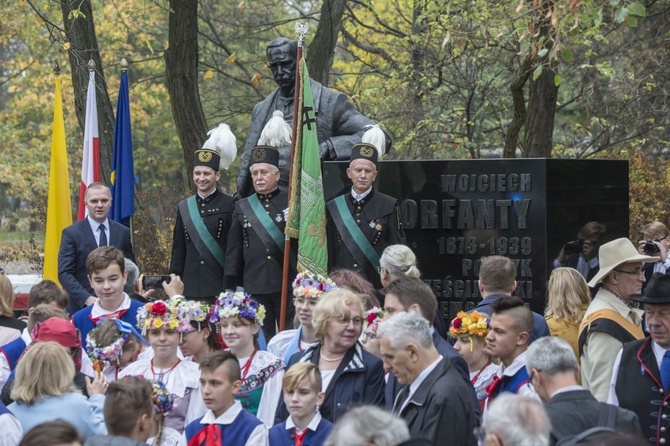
[382,277,480,418]
[326,143,404,288]
[225,146,296,338]
[527,336,642,445]
[58,182,135,314]
[378,311,478,446]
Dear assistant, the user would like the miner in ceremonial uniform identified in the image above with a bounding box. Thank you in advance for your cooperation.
[326,143,405,288]
[609,273,670,446]
[225,145,296,338]
[170,125,237,301]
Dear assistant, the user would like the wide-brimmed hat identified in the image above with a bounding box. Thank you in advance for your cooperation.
[629,273,670,304]
[587,237,659,287]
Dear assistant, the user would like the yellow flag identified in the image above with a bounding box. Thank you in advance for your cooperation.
[43,74,72,284]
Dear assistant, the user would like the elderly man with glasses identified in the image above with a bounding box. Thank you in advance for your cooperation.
[579,237,658,402]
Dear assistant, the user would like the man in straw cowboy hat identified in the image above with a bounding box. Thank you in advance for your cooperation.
[609,272,670,445]
[579,237,659,402]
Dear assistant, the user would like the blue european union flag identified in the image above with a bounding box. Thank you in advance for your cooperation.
[110,70,135,227]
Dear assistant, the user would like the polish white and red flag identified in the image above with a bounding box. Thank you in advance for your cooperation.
[78,69,101,220]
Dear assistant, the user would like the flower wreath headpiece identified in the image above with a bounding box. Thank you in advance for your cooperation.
[151,380,174,415]
[365,306,386,334]
[448,310,491,340]
[136,296,192,335]
[292,270,338,299]
[209,291,266,326]
[86,318,149,373]
[181,299,211,330]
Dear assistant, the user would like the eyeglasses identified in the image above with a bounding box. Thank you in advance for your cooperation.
[293,297,319,308]
[614,269,645,278]
[333,316,363,327]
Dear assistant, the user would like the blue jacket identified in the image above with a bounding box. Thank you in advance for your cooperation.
[472,294,550,343]
[269,418,333,446]
[276,342,385,423]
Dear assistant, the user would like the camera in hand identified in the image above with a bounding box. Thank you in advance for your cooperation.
[142,275,171,291]
[643,241,661,256]
[563,240,584,256]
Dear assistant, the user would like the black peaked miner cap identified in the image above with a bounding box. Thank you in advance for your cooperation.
[193,149,221,171]
[350,143,378,167]
[250,145,279,168]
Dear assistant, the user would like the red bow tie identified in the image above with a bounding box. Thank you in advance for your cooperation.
[486,375,502,396]
[188,424,222,446]
[89,308,128,325]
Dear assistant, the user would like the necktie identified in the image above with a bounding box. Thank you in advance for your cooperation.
[98,224,107,247]
[188,424,221,446]
[661,351,670,392]
[293,428,307,446]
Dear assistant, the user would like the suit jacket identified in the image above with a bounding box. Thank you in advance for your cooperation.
[58,218,135,314]
[224,188,296,294]
[546,389,642,445]
[169,189,235,299]
[385,331,480,419]
[237,80,376,197]
[399,357,478,446]
[326,189,405,288]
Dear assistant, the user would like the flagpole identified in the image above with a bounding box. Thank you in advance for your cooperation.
[279,23,309,332]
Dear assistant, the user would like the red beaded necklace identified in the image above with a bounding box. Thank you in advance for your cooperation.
[240,349,257,380]
[150,358,181,383]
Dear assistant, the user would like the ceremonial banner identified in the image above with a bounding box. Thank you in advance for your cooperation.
[110,70,135,227]
[44,74,72,284]
[77,70,101,220]
[286,58,328,275]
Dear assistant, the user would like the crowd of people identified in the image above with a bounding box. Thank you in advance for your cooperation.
[2,35,670,446]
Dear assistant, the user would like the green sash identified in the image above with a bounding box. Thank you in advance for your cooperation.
[329,195,381,269]
[246,194,284,249]
[178,196,226,268]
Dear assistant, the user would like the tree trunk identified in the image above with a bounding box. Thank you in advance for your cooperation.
[61,0,114,183]
[522,0,558,158]
[410,0,429,158]
[165,0,208,185]
[307,0,347,86]
[503,55,532,158]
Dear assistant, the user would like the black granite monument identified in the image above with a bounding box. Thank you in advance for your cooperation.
[323,159,629,323]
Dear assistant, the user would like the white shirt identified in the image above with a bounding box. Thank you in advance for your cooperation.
[90,293,132,319]
[550,385,584,399]
[87,216,109,247]
[183,401,268,446]
[350,187,372,202]
[285,411,323,433]
[608,340,666,405]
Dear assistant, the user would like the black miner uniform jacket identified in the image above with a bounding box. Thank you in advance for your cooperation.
[616,336,670,446]
[326,188,405,288]
[169,189,235,300]
[224,187,296,294]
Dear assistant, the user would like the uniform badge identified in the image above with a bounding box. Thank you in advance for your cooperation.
[275,214,283,223]
[360,146,374,158]
[252,147,266,162]
[198,151,213,162]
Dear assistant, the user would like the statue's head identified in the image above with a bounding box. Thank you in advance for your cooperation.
[267,38,298,97]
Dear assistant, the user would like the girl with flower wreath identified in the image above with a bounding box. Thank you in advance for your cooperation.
[448,310,499,412]
[210,291,283,428]
[86,318,151,382]
[177,301,222,364]
[147,381,185,446]
[361,306,385,362]
[267,271,338,364]
[119,297,207,434]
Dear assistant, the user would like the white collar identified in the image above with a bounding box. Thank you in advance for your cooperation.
[652,340,668,367]
[550,385,584,398]
[197,188,217,200]
[350,187,372,201]
[498,350,528,378]
[200,401,242,425]
[409,355,443,396]
[285,411,322,432]
[87,216,109,233]
[90,293,132,318]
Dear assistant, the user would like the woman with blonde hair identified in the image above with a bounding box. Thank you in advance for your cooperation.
[8,341,107,438]
[379,244,420,287]
[0,274,25,345]
[276,288,385,422]
[545,267,591,360]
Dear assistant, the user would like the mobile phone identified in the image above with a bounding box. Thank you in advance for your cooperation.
[142,275,171,290]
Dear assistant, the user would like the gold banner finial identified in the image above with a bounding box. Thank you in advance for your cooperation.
[88,59,96,72]
[53,61,61,76]
[120,58,129,72]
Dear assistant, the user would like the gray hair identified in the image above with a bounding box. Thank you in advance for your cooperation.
[376,311,433,350]
[380,245,421,281]
[483,394,551,446]
[526,336,578,376]
[324,405,409,446]
[124,259,139,294]
[248,164,279,174]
